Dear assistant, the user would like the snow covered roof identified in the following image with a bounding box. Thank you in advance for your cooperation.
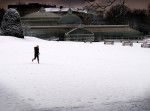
[45,7,87,13]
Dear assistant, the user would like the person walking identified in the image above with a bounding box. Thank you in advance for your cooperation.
[32,45,40,63]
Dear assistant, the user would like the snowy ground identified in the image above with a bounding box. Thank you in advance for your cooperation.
[0,36,150,111]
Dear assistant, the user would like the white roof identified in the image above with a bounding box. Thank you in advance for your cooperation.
[45,7,87,13]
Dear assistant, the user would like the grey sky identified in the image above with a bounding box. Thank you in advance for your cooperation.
[0,0,149,9]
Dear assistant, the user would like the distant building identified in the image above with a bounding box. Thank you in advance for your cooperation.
[21,8,142,42]
[58,8,83,25]
[21,8,61,26]
[8,3,56,16]
[45,7,88,24]
[65,27,94,42]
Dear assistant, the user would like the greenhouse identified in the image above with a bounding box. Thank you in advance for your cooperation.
[84,25,142,41]
[65,27,94,42]
[58,8,82,25]
[21,8,143,41]
[21,8,61,26]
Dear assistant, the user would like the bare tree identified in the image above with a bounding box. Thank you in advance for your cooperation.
[129,9,150,34]
[80,0,128,25]
[105,4,131,25]
[148,3,150,15]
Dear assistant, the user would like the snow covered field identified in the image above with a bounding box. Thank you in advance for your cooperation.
[0,36,150,111]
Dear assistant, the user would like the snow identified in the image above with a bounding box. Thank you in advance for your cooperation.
[45,7,87,13]
[0,36,150,111]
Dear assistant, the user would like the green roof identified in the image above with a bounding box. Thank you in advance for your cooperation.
[58,8,82,25]
[22,11,61,19]
[66,27,94,35]
[84,25,142,37]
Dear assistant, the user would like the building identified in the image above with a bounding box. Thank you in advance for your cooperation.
[21,8,142,42]
[8,3,56,17]
[58,8,83,25]
[65,27,94,42]
[45,7,87,14]
[21,7,61,26]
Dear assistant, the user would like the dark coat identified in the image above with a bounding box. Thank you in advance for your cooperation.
[34,46,39,55]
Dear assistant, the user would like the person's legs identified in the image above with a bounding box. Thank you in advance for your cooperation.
[32,54,39,63]
[37,55,39,63]
[32,54,36,62]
